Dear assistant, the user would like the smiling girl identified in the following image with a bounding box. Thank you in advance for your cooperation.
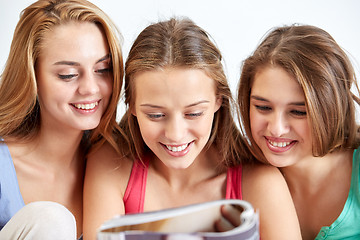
[237,24,360,239]
[84,18,301,240]
[0,0,123,239]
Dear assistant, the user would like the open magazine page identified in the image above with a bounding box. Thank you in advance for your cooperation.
[97,199,259,240]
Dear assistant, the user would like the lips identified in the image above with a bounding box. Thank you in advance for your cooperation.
[267,139,291,148]
[71,100,100,111]
[165,143,189,152]
[265,137,296,153]
[161,141,194,157]
[73,101,98,110]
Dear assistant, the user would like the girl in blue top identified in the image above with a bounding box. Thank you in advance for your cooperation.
[0,0,123,238]
[237,24,360,239]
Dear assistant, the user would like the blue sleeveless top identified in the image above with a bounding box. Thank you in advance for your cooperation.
[0,141,25,230]
[0,140,83,239]
[315,146,360,239]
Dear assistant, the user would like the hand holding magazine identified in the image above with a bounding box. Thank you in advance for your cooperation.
[97,199,259,240]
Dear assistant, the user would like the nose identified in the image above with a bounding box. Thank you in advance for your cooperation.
[268,112,290,137]
[165,115,186,143]
[78,71,100,95]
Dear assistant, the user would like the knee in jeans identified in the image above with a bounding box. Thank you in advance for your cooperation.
[25,201,75,225]
[1,201,77,239]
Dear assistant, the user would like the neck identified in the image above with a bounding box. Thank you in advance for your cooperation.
[12,125,85,169]
[280,149,353,194]
[42,130,83,161]
[151,146,225,190]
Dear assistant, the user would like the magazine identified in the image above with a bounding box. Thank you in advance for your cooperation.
[97,199,259,240]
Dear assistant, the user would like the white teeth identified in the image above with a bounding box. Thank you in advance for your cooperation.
[166,143,188,152]
[268,140,291,148]
[73,101,98,110]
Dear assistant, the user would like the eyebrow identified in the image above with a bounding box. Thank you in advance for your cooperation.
[96,54,111,63]
[140,100,210,108]
[53,54,110,66]
[250,95,305,106]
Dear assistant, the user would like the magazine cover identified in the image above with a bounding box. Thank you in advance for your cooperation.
[97,199,259,240]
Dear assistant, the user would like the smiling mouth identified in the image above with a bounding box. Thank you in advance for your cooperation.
[267,139,292,148]
[72,101,99,110]
[165,143,190,152]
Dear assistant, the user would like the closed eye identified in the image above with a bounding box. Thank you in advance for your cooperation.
[255,105,272,111]
[58,74,78,80]
[147,113,165,119]
[186,112,203,118]
[291,110,307,116]
[96,68,112,74]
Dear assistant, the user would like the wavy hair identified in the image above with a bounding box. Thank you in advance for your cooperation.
[119,17,252,166]
[238,24,360,162]
[0,0,124,153]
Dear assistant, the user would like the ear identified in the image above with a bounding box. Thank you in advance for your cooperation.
[214,96,222,113]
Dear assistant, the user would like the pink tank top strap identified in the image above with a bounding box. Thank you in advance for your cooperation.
[225,165,243,200]
[123,157,150,214]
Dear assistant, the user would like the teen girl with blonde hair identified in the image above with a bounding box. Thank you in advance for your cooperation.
[0,0,123,238]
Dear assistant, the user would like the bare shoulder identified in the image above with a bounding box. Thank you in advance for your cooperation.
[242,163,291,204]
[242,163,285,188]
[84,143,134,240]
[241,163,302,239]
[86,142,133,193]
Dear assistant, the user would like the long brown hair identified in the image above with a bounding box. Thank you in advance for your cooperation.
[119,17,252,166]
[238,24,360,162]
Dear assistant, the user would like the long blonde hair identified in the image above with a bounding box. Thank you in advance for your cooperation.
[0,0,123,153]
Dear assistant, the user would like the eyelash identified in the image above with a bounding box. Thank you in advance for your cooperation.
[255,105,306,116]
[255,105,272,112]
[146,112,204,120]
[58,74,77,80]
[57,68,111,81]
[96,68,112,74]
[290,110,307,116]
[147,114,165,119]
[186,112,203,118]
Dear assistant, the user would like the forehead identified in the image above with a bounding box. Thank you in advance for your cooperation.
[252,66,305,101]
[133,68,216,104]
[38,21,108,61]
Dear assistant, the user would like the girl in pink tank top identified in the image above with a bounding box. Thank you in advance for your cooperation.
[83,18,302,240]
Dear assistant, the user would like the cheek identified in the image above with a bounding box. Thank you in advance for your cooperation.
[101,78,113,99]
[296,120,312,143]
[38,82,71,106]
[249,107,262,135]
[36,78,52,102]
[195,114,215,138]
[96,78,113,113]
[137,118,160,145]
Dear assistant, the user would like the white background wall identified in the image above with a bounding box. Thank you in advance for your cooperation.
[1,0,359,122]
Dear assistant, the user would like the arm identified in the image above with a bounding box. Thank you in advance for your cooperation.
[242,164,302,239]
[83,143,132,240]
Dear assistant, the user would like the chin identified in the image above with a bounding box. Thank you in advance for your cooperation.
[265,157,291,168]
[82,119,102,130]
[165,160,194,170]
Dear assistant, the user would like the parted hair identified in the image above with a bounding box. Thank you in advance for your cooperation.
[0,0,124,153]
[238,24,360,162]
[119,17,253,166]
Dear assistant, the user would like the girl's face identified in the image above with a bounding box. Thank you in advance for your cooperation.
[133,68,221,169]
[36,21,112,132]
[249,66,312,167]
